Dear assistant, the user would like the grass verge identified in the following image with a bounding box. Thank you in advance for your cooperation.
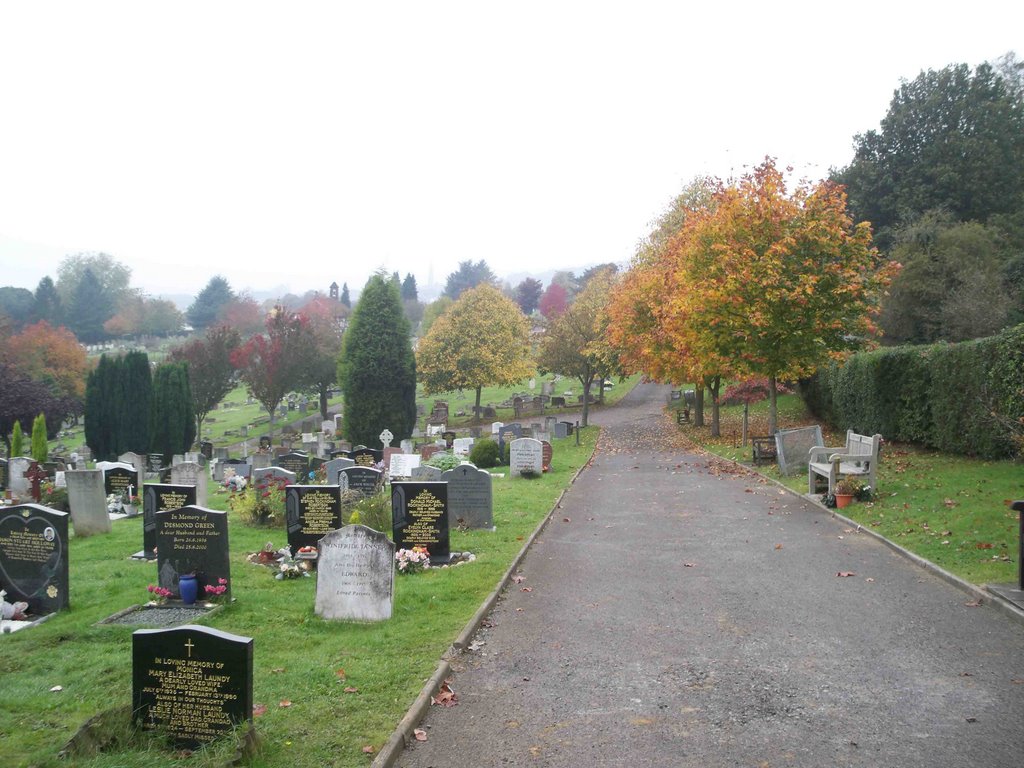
[1,429,599,767]
[674,393,1023,586]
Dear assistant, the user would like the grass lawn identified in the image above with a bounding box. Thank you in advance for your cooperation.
[675,393,1024,586]
[1,428,599,767]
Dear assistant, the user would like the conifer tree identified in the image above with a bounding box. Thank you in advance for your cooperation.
[338,273,417,446]
[10,421,23,458]
[30,413,48,462]
[118,350,152,454]
[149,362,196,459]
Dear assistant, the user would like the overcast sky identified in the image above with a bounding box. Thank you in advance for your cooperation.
[0,2,1020,301]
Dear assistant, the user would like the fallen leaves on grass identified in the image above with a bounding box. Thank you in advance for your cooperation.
[362,745,375,754]
[279,700,292,708]
[344,687,359,694]
[253,704,268,717]
[336,668,346,681]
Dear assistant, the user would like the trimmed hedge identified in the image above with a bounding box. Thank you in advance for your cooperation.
[800,324,1024,459]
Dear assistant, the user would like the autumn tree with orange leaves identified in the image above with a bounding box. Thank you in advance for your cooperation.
[609,159,898,434]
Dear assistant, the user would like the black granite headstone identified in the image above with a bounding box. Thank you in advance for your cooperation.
[103,465,137,498]
[277,451,310,479]
[148,453,164,472]
[350,447,382,467]
[199,441,214,460]
[141,484,197,560]
[391,481,449,564]
[285,485,343,556]
[0,503,69,615]
[155,506,230,600]
[340,466,383,497]
[132,625,252,748]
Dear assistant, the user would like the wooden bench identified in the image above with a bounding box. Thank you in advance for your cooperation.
[808,430,882,495]
[751,435,777,465]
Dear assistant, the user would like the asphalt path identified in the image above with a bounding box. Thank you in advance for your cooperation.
[398,381,1024,767]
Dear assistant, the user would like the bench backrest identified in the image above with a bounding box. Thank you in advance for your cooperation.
[845,430,881,460]
[775,425,824,476]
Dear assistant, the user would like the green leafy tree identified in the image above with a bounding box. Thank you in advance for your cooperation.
[187,276,235,331]
[30,413,48,462]
[84,354,118,460]
[118,351,152,455]
[442,260,497,300]
[11,420,23,458]
[33,277,63,327]
[835,59,1024,251]
[149,362,196,459]
[515,278,543,315]
[416,283,534,419]
[68,268,112,343]
[338,274,417,446]
[298,297,346,420]
[401,273,418,301]
[170,325,241,440]
[0,287,37,331]
[420,297,453,337]
[56,252,132,307]
[537,269,617,426]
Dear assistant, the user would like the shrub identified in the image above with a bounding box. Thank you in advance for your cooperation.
[469,438,500,468]
[426,452,462,471]
[348,490,391,533]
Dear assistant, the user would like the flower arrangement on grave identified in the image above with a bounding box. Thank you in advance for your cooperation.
[228,474,290,526]
[106,493,124,513]
[122,489,142,506]
[310,464,327,485]
[1,588,29,621]
[39,481,68,512]
[395,546,431,575]
[146,584,173,604]
[203,577,229,602]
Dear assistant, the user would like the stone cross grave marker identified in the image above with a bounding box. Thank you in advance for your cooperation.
[0,503,69,616]
[391,481,449,564]
[314,525,395,621]
[64,469,112,536]
[379,428,393,448]
[509,438,544,477]
[441,464,493,530]
[132,625,252,749]
[24,462,47,503]
[156,506,231,600]
[138,484,197,560]
[285,485,342,556]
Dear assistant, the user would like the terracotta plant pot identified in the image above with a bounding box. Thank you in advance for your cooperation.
[834,493,854,509]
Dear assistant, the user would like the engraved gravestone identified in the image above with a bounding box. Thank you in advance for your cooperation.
[277,452,310,479]
[64,469,113,536]
[315,526,394,621]
[0,503,69,615]
[351,447,382,467]
[252,466,296,486]
[339,466,382,497]
[553,421,568,439]
[99,462,136,498]
[139,484,197,560]
[411,464,442,481]
[509,438,544,477]
[170,461,208,506]
[285,485,342,556]
[132,625,252,749]
[8,457,30,499]
[324,457,355,485]
[118,452,146,493]
[441,464,493,529]
[452,437,474,457]
[156,506,231,600]
[391,481,449,563]
[388,454,420,479]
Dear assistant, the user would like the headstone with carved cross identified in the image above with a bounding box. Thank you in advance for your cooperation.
[379,429,394,449]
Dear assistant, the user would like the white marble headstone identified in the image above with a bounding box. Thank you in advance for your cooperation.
[315,525,394,621]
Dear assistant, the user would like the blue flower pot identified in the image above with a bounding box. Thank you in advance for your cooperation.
[178,574,199,605]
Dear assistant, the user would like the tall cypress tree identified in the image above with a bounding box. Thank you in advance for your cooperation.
[118,350,152,454]
[85,354,118,460]
[30,413,48,462]
[338,273,417,446]
[149,362,195,459]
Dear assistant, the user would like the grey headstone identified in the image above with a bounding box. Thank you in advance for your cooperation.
[315,525,394,621]
[410,464,442,481]
[554,422,568,439]
[452,437,474,457]
[250,453,272,470]
[170,461,209,506]
[324,457,355,486]
[441,464,493,529]
[64,470,113,536]
[509,438,543,477]
[7,457,31,498]
[252,466,297,486]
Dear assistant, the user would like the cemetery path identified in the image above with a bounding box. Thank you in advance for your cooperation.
[397,381,1024,768]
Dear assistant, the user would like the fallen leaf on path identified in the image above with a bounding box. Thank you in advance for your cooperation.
[521,587,533,592]
[775,543,783,550]
[512,575,525,583]
[683,562,695,568]
[836,571,856,577]
[431,681,458,707]
[865,578,875,583]
[965,600,983,607]
[1011,679,1024,684]
[413,728,428,742]
[965,717,977,723]
[562,517,571,523]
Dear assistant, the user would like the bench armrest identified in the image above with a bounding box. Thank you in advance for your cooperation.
[827,452,873,465]
[808,445,843,461]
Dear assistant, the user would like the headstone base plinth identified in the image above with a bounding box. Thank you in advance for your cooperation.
[1,612,55,634]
